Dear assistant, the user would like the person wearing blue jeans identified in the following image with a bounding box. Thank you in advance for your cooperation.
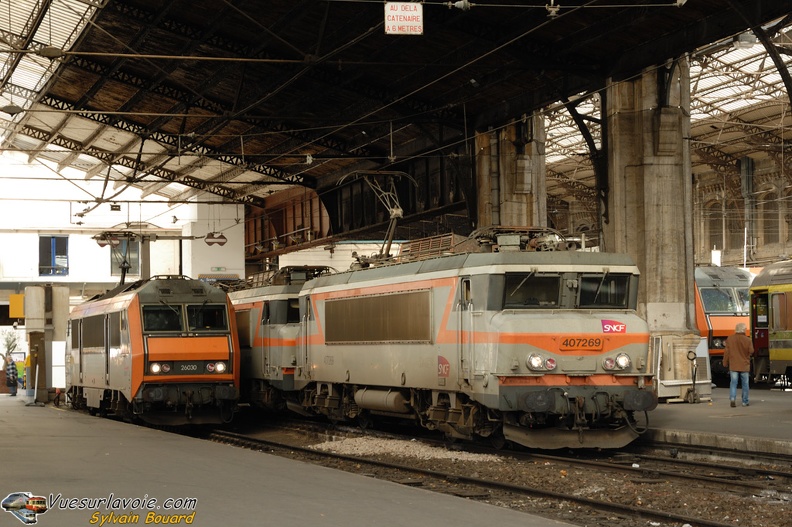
[723,322,754,407]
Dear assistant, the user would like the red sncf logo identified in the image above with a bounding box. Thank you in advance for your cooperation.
[602,320,626,333]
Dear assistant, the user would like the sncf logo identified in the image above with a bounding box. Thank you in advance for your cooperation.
[602,320,626,333]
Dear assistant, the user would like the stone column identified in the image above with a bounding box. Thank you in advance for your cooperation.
[475,112,547,229]
[603,59,705,401]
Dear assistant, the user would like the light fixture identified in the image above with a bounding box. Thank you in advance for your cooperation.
[447,0,471,9]
[37,46,65,58]
[546,0,560,18]
[94,235,120,248]
[0,104,23,116]
[732,32,756,50]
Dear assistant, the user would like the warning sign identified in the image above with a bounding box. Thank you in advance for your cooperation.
[385,2,423,35]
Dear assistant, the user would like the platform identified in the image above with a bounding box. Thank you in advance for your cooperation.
[643,384,792,456]
[0,394,576,527]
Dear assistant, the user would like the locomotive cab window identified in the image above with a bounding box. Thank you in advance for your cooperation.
[700,287,744,314]
[579,274,630,308]
[287,299,300,323]
[503,274,560,308]
[187,304,228,331]
[142,305,183,332]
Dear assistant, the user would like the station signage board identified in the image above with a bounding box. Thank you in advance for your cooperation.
[385,2,423,35]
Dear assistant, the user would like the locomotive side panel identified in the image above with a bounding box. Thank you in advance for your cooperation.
[105,310,133,399]
[305,278,458,389]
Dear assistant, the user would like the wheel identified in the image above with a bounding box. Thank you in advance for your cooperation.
[357,412,374,430]
[489,433,507,450]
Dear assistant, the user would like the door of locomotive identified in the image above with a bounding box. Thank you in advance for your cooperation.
[259,302,271,377]
[297,295,312,380]
[458,278,473,384]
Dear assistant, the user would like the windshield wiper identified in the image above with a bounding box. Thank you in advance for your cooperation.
[509,269,536,297]
[592,269,610,304]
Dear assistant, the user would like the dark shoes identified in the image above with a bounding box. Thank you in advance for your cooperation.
[730,400,736,407]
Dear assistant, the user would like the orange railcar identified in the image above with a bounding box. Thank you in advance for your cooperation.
[67,275,240,425]
[693,267,753,383]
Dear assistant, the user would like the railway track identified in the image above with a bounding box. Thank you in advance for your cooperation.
[204,419,792,527]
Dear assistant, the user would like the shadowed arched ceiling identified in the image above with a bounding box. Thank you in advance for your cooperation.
[0,0,790,253]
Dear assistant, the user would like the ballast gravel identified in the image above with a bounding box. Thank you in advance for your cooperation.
[311,436,502,462]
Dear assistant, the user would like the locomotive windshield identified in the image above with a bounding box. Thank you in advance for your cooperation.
[504,274,560,308]
[578,274,631,308]
[187,304,229,331]
[501,272,632,309]
[142,305,183,331]
[699,287,750,314]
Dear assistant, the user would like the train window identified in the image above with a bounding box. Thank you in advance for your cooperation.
[187,304,228,331]
[142,305,183,332]
[754,295,769,326]
[108,312,121,347]
[70,320,79,349]
[700,287,740,313]
[287,299,300,323]
[771,293,788,330]
[503,274,559,308]
[83,315,104,347]
[462,279,472,304]
[579,274,630,308]
[736,288,750,312]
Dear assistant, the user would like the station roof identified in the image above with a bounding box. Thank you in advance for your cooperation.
[0,0,789,232]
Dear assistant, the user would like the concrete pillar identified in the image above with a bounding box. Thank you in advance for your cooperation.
[23,285,69,401]
[475,112,547,229]
[603,60,705,401]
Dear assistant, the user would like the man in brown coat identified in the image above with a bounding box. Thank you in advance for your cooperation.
[723,322,754,407]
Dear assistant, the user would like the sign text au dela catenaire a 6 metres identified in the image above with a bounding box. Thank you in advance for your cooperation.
[385,2,423,35]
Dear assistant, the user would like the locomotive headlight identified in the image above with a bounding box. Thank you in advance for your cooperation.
[602,357,616,370]
[161,363,171,373]
[215,361,227,373]
[711,337,726,349]
[527,354,555,371]
[527,354,545,370]
[615,353,632,370]
[150,363,161,374]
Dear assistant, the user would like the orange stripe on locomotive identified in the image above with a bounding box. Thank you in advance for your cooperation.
[305,277,647,362]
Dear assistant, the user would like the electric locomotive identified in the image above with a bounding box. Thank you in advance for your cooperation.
[67,275,240,425]
[232,228,656,449]
[693,266,753,383]
[229,266,332,409]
